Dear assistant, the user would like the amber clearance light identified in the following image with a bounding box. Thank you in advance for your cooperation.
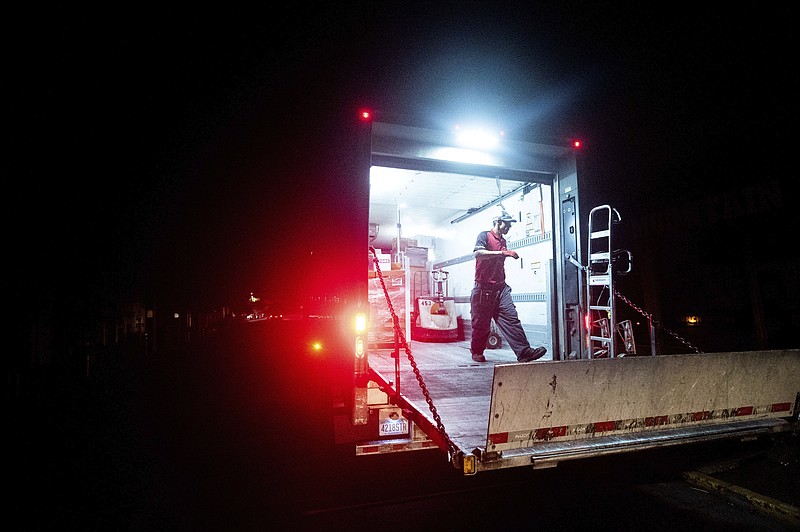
[354,313,367,359]
[355,313,367,333]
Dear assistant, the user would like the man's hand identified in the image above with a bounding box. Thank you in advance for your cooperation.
[502,250,519,259]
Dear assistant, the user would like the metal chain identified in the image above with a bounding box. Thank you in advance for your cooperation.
[368,246,460,461]
[613,288,703,354]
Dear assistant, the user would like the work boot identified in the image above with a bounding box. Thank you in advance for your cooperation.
[471,350,486,362]
[518,346,546,363]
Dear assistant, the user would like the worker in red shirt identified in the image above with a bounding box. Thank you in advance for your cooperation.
[470,211,547,363]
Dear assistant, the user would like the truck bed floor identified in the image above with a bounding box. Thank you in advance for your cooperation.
[369,340,554,453]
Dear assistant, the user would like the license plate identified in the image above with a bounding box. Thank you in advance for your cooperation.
[379,408,409,437]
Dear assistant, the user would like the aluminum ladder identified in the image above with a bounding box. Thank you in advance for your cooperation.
[586,205,622,358]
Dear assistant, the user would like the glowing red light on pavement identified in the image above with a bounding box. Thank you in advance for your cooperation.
[358,109,372,121]
[572,139,582,149]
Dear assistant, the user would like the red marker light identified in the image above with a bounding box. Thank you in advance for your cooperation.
[572,139,582,149]
[358,109,372,121]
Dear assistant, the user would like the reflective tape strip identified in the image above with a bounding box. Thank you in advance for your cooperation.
[489,402,794,445]
[356,439,437,455]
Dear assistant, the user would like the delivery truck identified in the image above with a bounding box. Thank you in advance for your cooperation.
[321,109,799,475]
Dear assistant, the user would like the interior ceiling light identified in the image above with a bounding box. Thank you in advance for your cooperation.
[454,126,501,149]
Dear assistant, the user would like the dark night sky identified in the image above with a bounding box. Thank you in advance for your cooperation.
[9,4,796,328]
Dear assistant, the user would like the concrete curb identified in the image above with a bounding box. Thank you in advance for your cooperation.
[683,470,800,528]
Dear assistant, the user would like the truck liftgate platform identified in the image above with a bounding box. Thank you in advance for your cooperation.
[362,342,800,475]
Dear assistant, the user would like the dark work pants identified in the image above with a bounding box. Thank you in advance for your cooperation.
[470,283,531,360]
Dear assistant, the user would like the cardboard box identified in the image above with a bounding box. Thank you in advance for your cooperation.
[368,249,391,271]
[405,246,428,268]
[391,238,418,255]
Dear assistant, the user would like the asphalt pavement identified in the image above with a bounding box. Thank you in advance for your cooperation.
[6,334,799,531]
